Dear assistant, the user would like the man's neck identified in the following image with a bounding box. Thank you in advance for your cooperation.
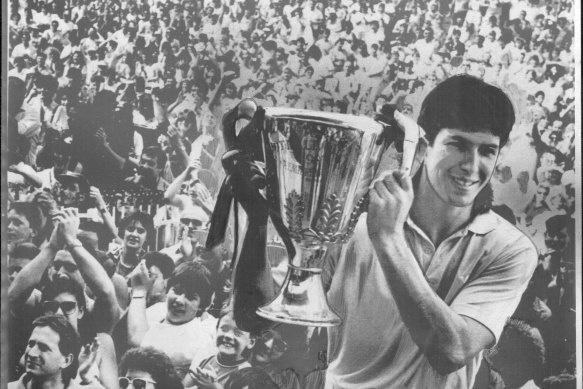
[409,169,473,247]
[29,374,67,389]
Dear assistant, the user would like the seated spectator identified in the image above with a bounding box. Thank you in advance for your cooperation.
[183,310,255,388]
[118,347,183,389]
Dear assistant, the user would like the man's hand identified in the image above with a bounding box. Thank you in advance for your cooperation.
[367,170,413,245]
[48,217,62,250]
[167,123,181,140]
[89,186,107,209]
[191,182,214,212]
[180,231,195,259]
[129,260,153,294]
[78,337,100,384]
[187,159,202,173]
[95,128,108,146]
[55,208,81,246]
[36,190,60,215]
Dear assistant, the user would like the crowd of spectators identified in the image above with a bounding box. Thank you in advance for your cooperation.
[7,0,577,387]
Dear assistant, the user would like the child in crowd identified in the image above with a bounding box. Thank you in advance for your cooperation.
[183,310,255,389]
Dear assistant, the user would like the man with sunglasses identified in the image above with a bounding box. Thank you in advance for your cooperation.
[36,278,119,389]
[118,346,183,389]
[8,209,121,384]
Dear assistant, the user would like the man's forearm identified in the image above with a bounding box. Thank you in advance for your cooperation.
[101,142,126,169]
[8,245,57,304]
[127,290,148,347]
[373,234,485,373]
[69,243,120,331]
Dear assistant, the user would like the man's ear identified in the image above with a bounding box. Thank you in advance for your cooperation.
[77,304,85,320]
[61,352,74,370]
[246,336,257,350]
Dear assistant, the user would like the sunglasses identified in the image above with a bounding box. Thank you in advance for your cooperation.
[260,330,288,353]
[41,300,78,315]
[119,377,157,389]
[180,218,203,228]
[53,261,78,273]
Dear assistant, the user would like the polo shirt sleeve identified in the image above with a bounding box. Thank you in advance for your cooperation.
[450,236,538,342]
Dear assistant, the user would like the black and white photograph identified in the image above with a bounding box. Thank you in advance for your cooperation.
[2,0,581,388]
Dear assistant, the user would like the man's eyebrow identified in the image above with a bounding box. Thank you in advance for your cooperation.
[449,135,499,149]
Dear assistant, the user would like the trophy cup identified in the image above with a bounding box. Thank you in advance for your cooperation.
[209,99,424,327]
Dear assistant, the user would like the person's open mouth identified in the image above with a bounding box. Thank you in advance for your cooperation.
[450,175,479,190]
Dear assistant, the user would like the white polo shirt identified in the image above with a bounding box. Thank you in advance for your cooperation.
[324,210,537,389]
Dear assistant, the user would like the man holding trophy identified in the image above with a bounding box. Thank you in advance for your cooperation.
[213,74,537,388]
[322,75,537,388]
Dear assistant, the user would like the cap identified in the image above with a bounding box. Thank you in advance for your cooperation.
[57,172,90,193]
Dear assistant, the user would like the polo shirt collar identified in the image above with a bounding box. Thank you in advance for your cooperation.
[405,209,499,242]
[465,210,499,235]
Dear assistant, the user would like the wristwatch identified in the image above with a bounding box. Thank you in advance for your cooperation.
[131,290,147,299]
[64,240,83,251]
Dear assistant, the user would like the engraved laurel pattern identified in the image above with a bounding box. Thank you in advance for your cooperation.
[285,190,368,244]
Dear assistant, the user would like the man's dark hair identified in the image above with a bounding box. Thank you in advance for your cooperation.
[167,261,213,312]
[31,315,81,386]
[42,277,87,313]
[492,204,516,225]
[545,214,574,238]
[11,242,40,260]
[117,211,155,246]
[489,319,546,386]
[119,347,183,389]
[418,75,515,146]
[144,251,175,279]
[225,367,278,389]
[9,202,43,231]
[142,146,168,169]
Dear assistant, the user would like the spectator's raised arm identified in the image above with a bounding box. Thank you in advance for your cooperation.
[57,208,121,332]
[126,261,152,347]
[164,159,200,211]
[8,227,59,306]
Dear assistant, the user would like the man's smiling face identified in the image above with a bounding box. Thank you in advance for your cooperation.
[424,128,500,207]
[24,326,71,379]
